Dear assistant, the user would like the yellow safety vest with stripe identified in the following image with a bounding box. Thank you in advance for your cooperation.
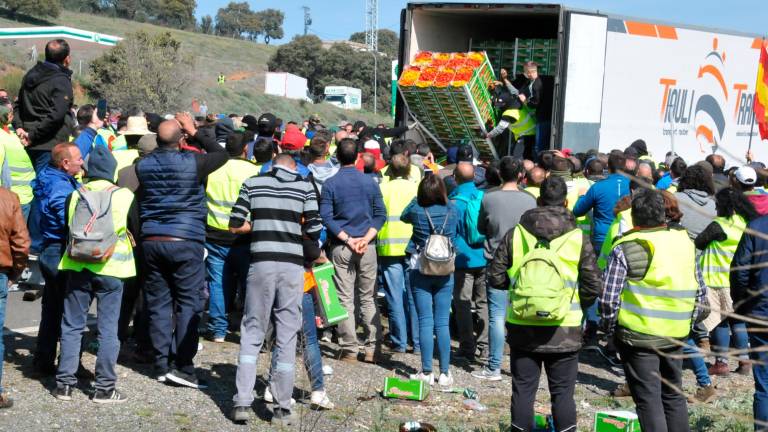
[598,208,633,270]
[59,180,136,278]
[614,228,698,338]
[97,128,116,149]
[567,177,593,237]
[1,128,35,204]
[506,225,583,327]
[111,134,128,151]
[700,214,746,289]
[380,164,422,184]
[206,158,260,230]
[502,105,536,138]
[112,149,140,182]
[377,179,418,256]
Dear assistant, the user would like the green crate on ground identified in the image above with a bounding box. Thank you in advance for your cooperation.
[382,377,430,401]
[594,411,642,432]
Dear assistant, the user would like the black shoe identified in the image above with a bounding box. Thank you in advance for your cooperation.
[231,406,250,423]
[165,368,208,389]
[271,408,295,427]
[92,389,128,404]
[53,384,73,401]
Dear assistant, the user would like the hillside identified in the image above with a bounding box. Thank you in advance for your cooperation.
[0,10,392,125]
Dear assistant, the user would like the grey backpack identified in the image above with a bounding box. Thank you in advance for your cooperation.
[67,186,119,263]
[418,208,455,276]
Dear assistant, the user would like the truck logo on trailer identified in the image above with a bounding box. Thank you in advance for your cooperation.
[658,37,755,153]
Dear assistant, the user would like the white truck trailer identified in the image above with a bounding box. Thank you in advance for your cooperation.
[265,72,313,102]
[397,2,766,164]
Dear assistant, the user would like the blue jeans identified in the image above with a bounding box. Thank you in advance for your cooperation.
[534,120,551,159]
[205,242,249,338]
[143,240,205,375]
[750,327,768,432]
[380,256,419,352]
[56,270,123,391]
[487,286,508,371]
[0,273,7,393]
[36,242,65,367]
[682,337,711,387]
[410,270,453,375]
[711,318,749,362]
[20,202,31,223]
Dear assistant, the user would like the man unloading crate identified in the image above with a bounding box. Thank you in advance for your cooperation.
[486,68,537,160]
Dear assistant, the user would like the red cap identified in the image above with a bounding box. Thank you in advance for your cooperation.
[280,127,307,151]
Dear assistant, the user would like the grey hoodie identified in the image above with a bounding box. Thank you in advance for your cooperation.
[675,189,716,239]
[308,160,339,192]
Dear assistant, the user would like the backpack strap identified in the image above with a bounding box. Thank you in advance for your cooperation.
[424,208,436,233]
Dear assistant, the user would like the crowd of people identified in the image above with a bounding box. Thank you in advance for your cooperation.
[1,38,768,431]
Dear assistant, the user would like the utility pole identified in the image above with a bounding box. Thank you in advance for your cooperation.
[302,6,312,36]
[365,0,379,113]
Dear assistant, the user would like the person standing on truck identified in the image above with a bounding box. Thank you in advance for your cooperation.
[513,62,544,159]
[486,85,536,160]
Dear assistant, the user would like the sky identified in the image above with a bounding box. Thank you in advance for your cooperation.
[196,0,768,45]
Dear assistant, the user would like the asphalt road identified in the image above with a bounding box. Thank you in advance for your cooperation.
[3,289,97,335]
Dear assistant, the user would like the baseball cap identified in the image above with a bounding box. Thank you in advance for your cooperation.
[734,166,757,185]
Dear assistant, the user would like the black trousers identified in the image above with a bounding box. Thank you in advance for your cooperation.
[510,349,578,432]
[617,341,690,432]
[118,244,150,351]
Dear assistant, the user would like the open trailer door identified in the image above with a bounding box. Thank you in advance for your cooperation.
[558,10,609,153]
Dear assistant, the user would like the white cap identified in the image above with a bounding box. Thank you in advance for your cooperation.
[734,166,757,185]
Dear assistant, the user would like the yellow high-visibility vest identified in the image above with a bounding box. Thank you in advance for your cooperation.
[205,158,260,230]
[112,149,140,182]
[377,178,418,256]
[58,180,136,278]
[1,128,35,205]
[502,105,536,138]
[700,215,746,289]
[614,228,698,339]
[506,225,583,327]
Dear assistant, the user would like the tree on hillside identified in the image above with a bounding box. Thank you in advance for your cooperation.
[155,0,196,29]
[61,0,101,13]
[215,1,254,38]
[254,8,283,44]
[349,29,399,58]
[2,0,62,18]
[269,37,391,112]
[89,31,192,112]
[113,0,140,19]
[267,34,323,93]
[199,14,213,34]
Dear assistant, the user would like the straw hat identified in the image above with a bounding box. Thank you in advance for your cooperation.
[122,116,152,136]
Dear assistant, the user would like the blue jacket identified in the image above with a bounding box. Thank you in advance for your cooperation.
[449,182,487,269]
[319,166,386,239]
[33,164,78,245]
[732,215,768,320]
[401,200,458,256]
[72,127,108,160]
[259,157,311,179]
[656,172,673,190]
[573,173,630,246]
[136,149,207,242]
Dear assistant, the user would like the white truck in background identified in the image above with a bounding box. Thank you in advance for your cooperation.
[397,2,766,164]
[265,72,313,102]
[324,86,362,110]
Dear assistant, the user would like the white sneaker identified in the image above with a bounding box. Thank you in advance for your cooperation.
[322,365,334,376]
[438,372,454,388]
[409,372,435,386]
[263,387,296,406]
[310,390,335,410]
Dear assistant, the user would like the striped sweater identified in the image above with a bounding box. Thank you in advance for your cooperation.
[229,165,322,265]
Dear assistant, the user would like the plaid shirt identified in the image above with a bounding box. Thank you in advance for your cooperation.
[598,245,708,335]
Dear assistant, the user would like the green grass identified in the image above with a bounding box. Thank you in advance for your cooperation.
[0,9,392,124]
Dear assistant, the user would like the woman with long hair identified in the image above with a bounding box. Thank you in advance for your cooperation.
[401,174,458,388]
